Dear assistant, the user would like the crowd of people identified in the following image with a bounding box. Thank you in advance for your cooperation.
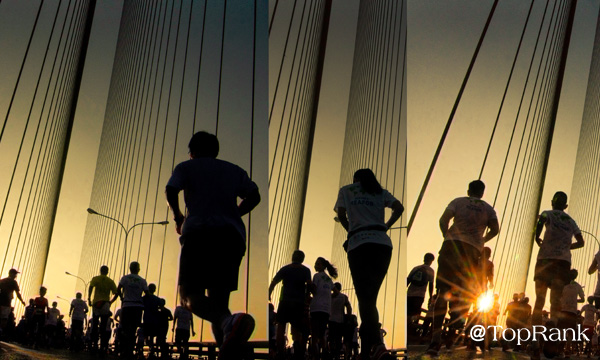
[0,264,196,359]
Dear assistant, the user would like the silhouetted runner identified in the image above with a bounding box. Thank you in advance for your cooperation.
[269,250,312,360]
[88,265,117,353]
[427,180,499,356]
[335,168,404,360]
[531,191,584,360]
[115,261,149,359]
[166,131,261,359]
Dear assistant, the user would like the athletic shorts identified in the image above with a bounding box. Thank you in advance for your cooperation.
[179,225,245,292]
[436,240,480,294]
[534,259,570,287]
[0,306,10,320]
[92,301,111,316]
[276,300,306,332]
[175,329,190,343]
[310,311,329,339]
[407,296,425,317]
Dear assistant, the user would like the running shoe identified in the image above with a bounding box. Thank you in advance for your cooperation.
[219,313,255,360]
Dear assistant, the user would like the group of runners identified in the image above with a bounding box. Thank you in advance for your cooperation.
[402,179,600,359]
[0,264,196,359]
[269,251,359,360]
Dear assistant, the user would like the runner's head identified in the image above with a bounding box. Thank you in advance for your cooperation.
[189,131,219,159]
[148,283,156,294]
[424,253,435,265]
[551,191,568,210]
[315,257,338,279]
[8,268,19,279]
[352,168,383,195]
[39,286,47,296]
[76,292,82,299]
[129,261,140,274]
[467,180,485,198]
[569,268,578,281]
[588,296,595,304]
[291,250,305,264]
[100,265,109,275]
[333,282,342,294]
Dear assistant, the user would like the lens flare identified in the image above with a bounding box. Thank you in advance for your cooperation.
[476,291,494,313]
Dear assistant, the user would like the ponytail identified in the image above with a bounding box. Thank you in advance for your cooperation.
[317,257,338,279]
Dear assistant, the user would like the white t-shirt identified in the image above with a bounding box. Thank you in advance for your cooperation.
[443,196,497,251]
[70,299,88,321]
[595,251,600,296]
[119,274,148,308]
[581,303,598,326]
[310,272,333,314]
[167,158,258,239]
[536,210,581,262]
[334,183,398,252]
[560,281,585,314]
[46,308,60,326]
[407,264,434,298]
[174,306,193,330]
[330,293,349,323]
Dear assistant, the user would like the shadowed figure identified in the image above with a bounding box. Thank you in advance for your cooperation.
[427,180,499,356]
[166,131,260,359]
[335,168,404,359]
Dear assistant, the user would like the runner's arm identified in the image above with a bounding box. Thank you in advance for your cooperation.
[439,209,453,237]
[336,207,349,231]
[571,233,584,250]
[385,200,404,229]
[238,188,261,216]
[191,316,196,337]
[345,297,352,316]
[428,278,434,299]
[15,290,25,306]
[166,185,185,235]
[535,214,546,246]
[88,285,94,306]
[111,285,123,304]
[589,258,598,275]
[268,272,282,301]
[484,218,499,242]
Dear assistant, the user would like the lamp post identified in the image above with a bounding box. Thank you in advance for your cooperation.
[86,208,169,275]
[65,271,89,300]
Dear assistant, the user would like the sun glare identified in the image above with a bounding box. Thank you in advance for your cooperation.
[477,291,494,313]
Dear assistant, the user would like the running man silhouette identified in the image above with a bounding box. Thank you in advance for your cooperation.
[114,261,149,358]
[166,131,261,358]
[0,268,25,333]
[88,265,117,353]
[531,191,584,360]
[427,180,499,355]
[269,250,312,360]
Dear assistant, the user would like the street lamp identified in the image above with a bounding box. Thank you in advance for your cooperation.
[65,271,89,300]
[86,208,169,275]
